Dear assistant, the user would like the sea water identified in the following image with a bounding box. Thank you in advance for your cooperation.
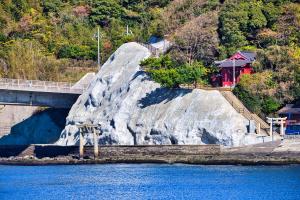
[0,164,300,200]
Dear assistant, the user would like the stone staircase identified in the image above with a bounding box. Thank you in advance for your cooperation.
[0,126,11,137]
[220,91,271,135]
[18,145,35,157]
[0,106,10,137]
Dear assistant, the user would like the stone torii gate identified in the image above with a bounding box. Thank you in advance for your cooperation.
[267,117,287,138]
[77,123,101,159]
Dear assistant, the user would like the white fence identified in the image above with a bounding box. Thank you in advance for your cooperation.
[0,78,87,94]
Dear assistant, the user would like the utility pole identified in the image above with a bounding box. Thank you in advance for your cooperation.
[97,27,101,69]
[125,25,133,36]
[232,58,236,87]
[94,27,101,70]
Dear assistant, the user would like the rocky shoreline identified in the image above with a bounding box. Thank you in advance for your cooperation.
[1,140,300,166]
[1,152,300,166]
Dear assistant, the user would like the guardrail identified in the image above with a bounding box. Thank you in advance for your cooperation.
[0,78,87,94]
[180,84,232,91]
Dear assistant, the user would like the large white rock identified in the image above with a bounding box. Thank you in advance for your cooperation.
[57,42,260,147]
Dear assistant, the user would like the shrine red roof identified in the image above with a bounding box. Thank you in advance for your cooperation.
[215,51,256,68]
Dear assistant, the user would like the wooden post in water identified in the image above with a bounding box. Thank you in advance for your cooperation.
[79,127,84,159]
[93,127,99,159]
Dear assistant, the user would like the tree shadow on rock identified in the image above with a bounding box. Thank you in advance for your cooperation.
[201,129,219,144]
[131,70,152,82]
[138,87,192,108]
[0,108,69,145]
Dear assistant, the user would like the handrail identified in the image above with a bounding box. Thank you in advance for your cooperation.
[220,91,270,130]
[0,78,87,94]
[180,84,232,91]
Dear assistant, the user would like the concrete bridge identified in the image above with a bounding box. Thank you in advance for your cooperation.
[0,73,95,108]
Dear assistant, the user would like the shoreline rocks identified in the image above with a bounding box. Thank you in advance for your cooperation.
[1,152,300,166]
[1,140,300,166]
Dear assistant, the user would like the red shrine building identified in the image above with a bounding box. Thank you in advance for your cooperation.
[214,51,256,87]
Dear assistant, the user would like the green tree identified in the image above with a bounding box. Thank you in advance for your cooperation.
[248,2,267,31]
[294,67,300,98]
[141,56,210,88]
[141,55,175,70]
[219,2,249,54]
[177,62,209,87]
[233,85,262,114]
[89,0,124,26]
[6,39,65,81]
[149,68,182,88]
[262,2,281,28]
[261,97,281,114]
[41,0,62,14]
[57,44,95,60]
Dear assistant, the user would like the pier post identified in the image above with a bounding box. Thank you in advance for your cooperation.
[93,127,99,159]
[280,119,284,136]
[79,128,84,159]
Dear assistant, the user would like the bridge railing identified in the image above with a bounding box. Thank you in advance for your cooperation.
[0,78,87,94]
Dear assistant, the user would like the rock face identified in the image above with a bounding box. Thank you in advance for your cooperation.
[57,42,259,147]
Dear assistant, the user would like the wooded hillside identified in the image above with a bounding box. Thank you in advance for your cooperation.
[0,0,169,81]
[0,0,299,116]
[146,0,300,117]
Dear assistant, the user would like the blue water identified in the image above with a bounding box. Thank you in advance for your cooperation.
[1,164,300,200]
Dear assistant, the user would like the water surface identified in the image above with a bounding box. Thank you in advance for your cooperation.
[1,164,300,200]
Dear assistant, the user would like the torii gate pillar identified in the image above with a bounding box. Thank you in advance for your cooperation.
[79,128,84,159]
[280,118,285,136]
[267,117,287,139]
[77,124,100,159]
[93,128,99,158]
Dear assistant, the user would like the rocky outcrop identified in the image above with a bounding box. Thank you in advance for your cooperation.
[57,42,261,147]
